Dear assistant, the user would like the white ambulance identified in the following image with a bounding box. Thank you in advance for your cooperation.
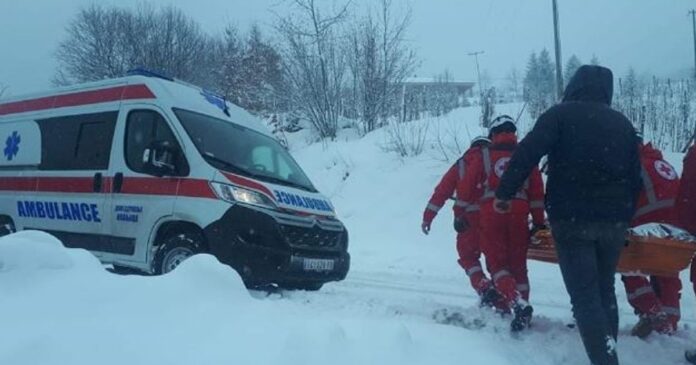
[0,70,349,290]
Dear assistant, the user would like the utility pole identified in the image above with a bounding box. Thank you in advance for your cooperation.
[552,0,564,99]
[467,51,485,100]
[690,10,696,80]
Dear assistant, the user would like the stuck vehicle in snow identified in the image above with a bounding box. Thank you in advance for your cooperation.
[0,70,350,290]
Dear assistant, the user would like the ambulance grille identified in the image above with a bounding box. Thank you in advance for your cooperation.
[280,225,343,249]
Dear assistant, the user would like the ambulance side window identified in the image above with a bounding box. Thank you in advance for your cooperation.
[125,110,186,175]
[38,111,118,170]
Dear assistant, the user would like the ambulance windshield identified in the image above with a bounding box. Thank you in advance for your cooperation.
[175,109,316,192]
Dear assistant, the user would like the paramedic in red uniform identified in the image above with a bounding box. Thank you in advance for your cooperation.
[421,137,498,304]
[457,115,545,331]
[677,143,696,364]
[621,138,682,337]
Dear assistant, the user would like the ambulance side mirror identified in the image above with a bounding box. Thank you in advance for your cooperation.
[143,140,178,177]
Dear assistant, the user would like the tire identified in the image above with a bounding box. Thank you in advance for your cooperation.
[152,232,204,275]
[280,282,324,291]
[109,265,141,275]
[0,218,15,237]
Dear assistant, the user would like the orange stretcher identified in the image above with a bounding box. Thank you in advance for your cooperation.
[529,229,696,277]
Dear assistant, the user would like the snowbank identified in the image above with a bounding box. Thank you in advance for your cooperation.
[2,104,695,365]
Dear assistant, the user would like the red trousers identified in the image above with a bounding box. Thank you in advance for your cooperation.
[622,275,681,329]
[456,212,490,295]
[479,209,530,307]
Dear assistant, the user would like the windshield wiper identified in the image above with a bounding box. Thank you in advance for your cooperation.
[203,153,315,193]
[202,153,248,175]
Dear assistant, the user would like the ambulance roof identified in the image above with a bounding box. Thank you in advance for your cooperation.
[0,73,271,136]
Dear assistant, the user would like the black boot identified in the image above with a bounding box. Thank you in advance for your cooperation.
[479,286,502,309]
[686,349,696,364]
[511,303,533,332]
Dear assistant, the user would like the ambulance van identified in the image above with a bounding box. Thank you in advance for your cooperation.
[0,70,349,290]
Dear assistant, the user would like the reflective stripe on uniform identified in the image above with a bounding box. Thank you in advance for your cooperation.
[634,164,675,218]
[465,204,480,212]
[482,190,528,200]
[516,284,530,292]
[492,270,511,282]
[455,200,469,208]
[634,199,675,218]
[627,285,654,300]
[458,158,466,180]
[641,166,658,204]
[466,266,483,277]
[482,147,492,178]
[530,200,544,209]
[663,306,681,316]
[426,203,442,212]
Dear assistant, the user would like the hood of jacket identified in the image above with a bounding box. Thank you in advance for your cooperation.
[562,65,614,105]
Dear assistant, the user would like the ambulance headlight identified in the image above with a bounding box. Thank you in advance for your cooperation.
[210,182,276,209]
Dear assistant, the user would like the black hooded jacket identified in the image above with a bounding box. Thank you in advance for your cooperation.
[495,65,641,223]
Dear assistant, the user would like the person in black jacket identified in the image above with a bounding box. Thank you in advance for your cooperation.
[494,65,641,365]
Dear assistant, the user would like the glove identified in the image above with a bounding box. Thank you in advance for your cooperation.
[421,221,431,235]
[454,215,470,233]
[530,223,548,237]
[493,198,511,213]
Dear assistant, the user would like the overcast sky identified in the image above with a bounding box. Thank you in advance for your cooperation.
[0,0,693,96]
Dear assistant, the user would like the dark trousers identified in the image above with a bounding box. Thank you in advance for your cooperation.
[552,220,628,365]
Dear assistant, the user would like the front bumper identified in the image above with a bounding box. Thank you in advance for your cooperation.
[204,204,350,286]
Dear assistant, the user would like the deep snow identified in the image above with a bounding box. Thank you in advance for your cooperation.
[1,104,695,365]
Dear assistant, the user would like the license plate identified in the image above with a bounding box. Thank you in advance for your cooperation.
[302,258,335,272]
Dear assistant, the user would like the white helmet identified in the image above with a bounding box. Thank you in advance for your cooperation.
[489,115,516,130]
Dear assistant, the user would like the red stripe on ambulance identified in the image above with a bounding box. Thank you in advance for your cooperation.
[0,176,216,199]
[0,84,156,116]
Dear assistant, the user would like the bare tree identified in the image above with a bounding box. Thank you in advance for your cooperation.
[277,0,350,140]
[54,4,217,88]
[347,0,417,133]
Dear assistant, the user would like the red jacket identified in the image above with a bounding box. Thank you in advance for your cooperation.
[677,145,696,234]
[633,143,680,227]
[423,146,484,224]
[456,132,545,225]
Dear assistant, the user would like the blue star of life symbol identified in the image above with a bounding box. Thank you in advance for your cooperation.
[4,131,20,161]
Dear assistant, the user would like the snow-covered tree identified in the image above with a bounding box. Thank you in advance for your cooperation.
[563,55,582,87]
[480,87,497,128]
[590,54,600,66]
[346,0,417,133]
[277,0,350,140]
[505,68,522,102]
[523,49,556,120]
[54,4,217,88]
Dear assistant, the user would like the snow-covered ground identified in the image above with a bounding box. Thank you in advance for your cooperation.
[1,104,695,365]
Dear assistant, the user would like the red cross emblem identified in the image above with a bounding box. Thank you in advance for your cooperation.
[494,157,511,178]
[654,160,677,181]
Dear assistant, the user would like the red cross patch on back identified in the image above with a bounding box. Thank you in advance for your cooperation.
[654,160,677,181]
[494,157,511,178]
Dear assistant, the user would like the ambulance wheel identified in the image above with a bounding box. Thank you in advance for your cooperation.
[153,232,204,275]
[0,217,15,237]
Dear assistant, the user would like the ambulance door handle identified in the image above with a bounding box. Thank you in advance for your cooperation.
[93,173,103,193]
[113,173,124,194]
